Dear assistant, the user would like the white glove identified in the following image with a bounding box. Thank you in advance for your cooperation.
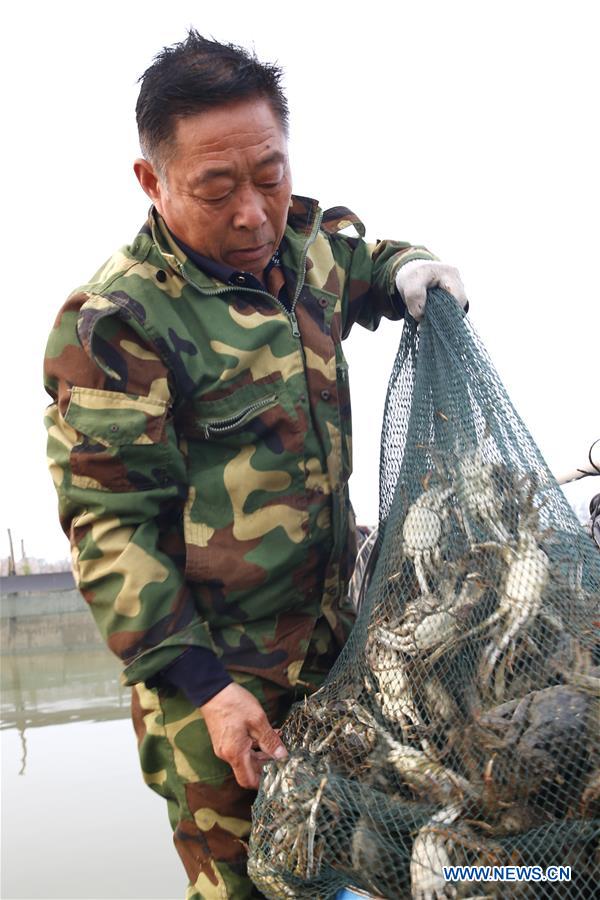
[395,259,468,321]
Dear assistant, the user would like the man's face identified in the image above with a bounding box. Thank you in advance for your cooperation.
[136,98,293,279]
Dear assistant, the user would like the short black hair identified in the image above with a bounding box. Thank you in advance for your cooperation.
[136,30,289,170]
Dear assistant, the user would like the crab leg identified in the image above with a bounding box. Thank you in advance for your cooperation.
[306,775,328,875]
[411,802,462,900]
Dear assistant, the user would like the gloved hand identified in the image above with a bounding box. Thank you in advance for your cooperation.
[395,259,468,321]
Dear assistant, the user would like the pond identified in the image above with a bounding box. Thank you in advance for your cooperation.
[1,643,185,900]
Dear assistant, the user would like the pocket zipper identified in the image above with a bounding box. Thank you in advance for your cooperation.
[201,394,277,439]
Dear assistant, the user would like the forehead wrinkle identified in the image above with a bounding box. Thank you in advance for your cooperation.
[181,124,283,153]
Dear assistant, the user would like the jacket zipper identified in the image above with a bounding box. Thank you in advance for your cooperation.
[176,210,324,340]
[201,394,277,439]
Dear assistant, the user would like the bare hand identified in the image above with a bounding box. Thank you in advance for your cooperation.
[200,682,288,789]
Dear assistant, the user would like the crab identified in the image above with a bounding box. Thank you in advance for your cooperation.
[366,630,427,743]
[455,444,510,544]
[381,573,486,659]
[285,697,378,776]
[476,681,598,809]
[400,485,454,593]
[254,755,331,882]
[381,733,472,805]
[262,754,305,800]
[410,802,463,900]
[475,527,550,695]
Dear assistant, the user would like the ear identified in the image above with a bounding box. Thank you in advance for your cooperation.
[133,158,165,211]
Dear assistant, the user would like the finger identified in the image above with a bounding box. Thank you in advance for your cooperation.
[252,732,280,750]
[252,750,272,764]
[431,265,467,307]
[252,721,288,760]
[404,289,426,321]
[231,750,261,790]
[250,749,273,783]
[440,274,468,308]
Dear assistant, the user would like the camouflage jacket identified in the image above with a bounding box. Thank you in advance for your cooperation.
[44,195,435,690]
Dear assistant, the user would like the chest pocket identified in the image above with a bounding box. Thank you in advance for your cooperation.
[178,383,309,584]
[184,390,280,442]
[64,386,170,492]
[178,382,304,501]
[65,387,168,445]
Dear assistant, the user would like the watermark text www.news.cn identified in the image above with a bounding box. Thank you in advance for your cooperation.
[443,865,571,883]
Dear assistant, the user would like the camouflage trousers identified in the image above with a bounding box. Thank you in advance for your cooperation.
[131,619,340,899]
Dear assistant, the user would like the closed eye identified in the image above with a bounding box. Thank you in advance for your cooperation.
[201,191,233,204]
[258,175,284,190]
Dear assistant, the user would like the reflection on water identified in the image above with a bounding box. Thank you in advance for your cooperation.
[1,643,184,900]
[2,643,128,778]
[2,644,128,731]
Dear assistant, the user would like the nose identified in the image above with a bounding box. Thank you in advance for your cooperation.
[232,185,268,231]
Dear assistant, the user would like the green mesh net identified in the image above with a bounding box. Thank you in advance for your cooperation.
[249,289,600,899]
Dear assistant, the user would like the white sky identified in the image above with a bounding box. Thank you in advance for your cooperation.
[1,0,598,564]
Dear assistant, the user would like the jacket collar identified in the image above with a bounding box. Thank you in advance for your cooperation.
[146,194,323,300]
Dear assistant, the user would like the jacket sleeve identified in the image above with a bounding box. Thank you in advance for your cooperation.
[44,289,218,686]
[321,208,437,338]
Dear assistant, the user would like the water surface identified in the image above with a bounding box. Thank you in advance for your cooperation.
[1,645,185,900]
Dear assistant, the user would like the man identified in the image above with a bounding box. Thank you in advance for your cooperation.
[44,30,467,900]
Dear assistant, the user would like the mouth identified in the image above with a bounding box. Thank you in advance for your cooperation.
[229,242,273,264]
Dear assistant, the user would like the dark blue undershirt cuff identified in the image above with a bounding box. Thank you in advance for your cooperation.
[392,289,407,318]
[147,646,233,707]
